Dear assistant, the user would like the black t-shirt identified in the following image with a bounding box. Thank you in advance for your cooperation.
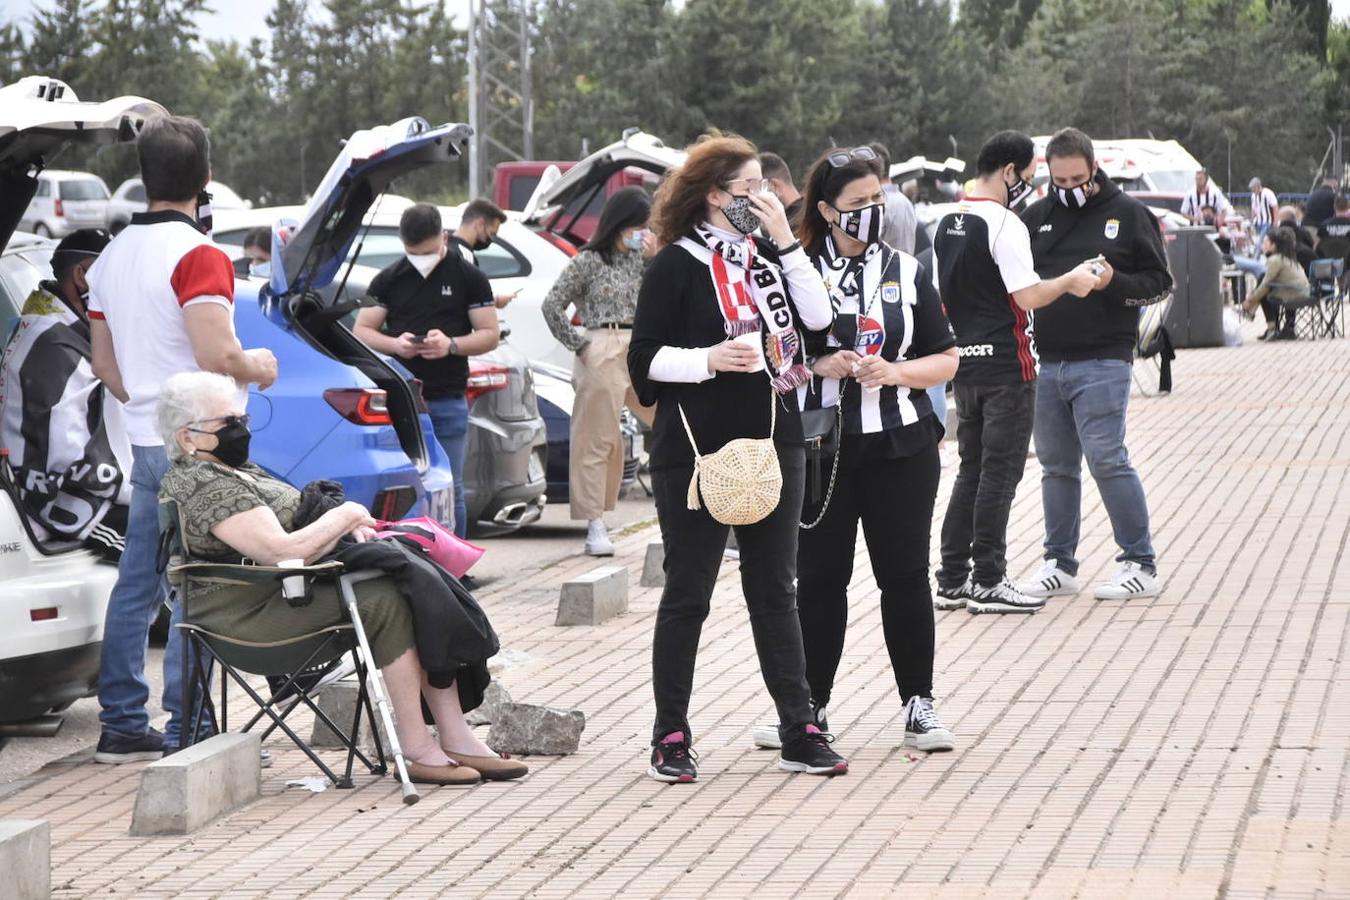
[367,254,494,398]
[448,235,479,267]
[932,198,1042,385]
[1317,215,1350,258]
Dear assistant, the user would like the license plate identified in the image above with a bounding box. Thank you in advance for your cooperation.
[528,453,544,483]
[427,487,453,527]
[630,432,643,459]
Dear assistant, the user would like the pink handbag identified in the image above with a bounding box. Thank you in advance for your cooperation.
[373,516,485,578]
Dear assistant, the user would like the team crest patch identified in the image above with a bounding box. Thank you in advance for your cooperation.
[881,282,901,304]
[1104,219,1120,240]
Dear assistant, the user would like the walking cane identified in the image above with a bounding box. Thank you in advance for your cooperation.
[338,572,420,805]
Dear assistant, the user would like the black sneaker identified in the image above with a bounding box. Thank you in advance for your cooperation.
[903,695,956,752]
[934,579,972,611]
[777,724,848,776]
[647,731,698,783]
[752,701,828,750]
[93,726,165,764]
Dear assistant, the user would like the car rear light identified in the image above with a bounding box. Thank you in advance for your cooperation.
[539,231,579,257]
[372,486,415,521]
[466,363,510,405]
[54,199,64,217]
[324,388,392,425]
[31,607,58,621]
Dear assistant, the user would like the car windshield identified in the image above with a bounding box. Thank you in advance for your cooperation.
[60,179,109,201]
[1149,169,1197,193]
[0,248,51,338]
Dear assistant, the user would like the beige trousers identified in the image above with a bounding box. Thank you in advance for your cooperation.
[570,329,653,520]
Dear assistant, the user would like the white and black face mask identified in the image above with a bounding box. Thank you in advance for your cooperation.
[1051,172,1097,210]
[834,202,885,245]
[1005,176,1035,208]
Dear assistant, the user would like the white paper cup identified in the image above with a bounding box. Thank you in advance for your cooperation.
[731,332,766,372]
[277,558,307,600]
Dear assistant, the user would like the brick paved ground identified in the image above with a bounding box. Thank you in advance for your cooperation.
[3,326,1347,899]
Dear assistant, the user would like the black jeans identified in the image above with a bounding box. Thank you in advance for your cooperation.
[939,380,1036,589]
[798,440,940,706]
[649,445,813,745]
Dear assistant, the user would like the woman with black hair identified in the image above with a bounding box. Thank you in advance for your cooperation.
[1241,227,1309,341]
[752,147,961,755]
[542,186,657,555]
[628,133,848,783]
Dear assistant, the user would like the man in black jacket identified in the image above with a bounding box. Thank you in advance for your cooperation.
[1018,128,1172,603]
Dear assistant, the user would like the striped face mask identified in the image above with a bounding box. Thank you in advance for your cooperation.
[1051,172,1097,209]
[834,202,885,245]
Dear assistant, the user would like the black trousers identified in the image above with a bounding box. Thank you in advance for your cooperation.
[649,445,813,744]
[939,380,1036,589]
[797,439,940,706]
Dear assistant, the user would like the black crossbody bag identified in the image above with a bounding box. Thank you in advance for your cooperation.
[800,378,848,529]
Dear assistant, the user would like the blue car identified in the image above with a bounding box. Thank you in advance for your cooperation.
[227,119,481,527]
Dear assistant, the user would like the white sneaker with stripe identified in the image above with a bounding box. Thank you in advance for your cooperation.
[1092,561,1161,600]
[1018,560,1080,598]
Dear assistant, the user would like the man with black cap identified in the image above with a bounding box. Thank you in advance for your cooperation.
[0,228,130,559]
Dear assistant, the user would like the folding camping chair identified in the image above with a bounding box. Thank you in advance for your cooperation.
[159,498,420,805]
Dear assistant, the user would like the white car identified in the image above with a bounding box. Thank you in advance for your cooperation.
[18,168,111,237]
[213,202,575,369]
[0,75,164,723]
[106,177,251,233]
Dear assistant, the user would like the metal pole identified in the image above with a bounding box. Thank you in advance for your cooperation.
[468,0,480,198]
[520,1,534,161]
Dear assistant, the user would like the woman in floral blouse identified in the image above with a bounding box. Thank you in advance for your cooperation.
[541,186,656,556]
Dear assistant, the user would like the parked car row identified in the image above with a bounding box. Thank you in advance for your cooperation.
[18,169,253,238]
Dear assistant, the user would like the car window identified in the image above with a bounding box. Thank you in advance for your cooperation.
[0,250,48,341]
[477,239,529,278]
[1149,170,1195,194]
[60,179,109,201]
[509,176,541,211]
[1114,176,1150,193]
[127,183,147,203]
[35,179,50,198]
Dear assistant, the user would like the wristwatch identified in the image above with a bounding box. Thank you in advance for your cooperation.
[449,337,460,356]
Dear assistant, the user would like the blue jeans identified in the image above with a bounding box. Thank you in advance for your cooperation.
[1034,359,1155,576]
[1233,255,1266,279]
[98,444,184,742]
[428,395,469,538]
[927,383,948,436]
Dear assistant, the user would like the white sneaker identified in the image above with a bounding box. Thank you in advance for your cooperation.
[1093,562,1160,600]
[584,519,614,556]
[1018,560,1080,598]
[967,578,1046,614]
[933,579,972,611]
[752,703,827,750]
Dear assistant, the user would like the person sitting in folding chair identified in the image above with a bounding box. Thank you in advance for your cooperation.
[156,371,525,787]
[1241,229,1308,342]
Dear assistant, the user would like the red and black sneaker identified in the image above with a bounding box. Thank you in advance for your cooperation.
[778,724,848,776]
[648,731,699,783]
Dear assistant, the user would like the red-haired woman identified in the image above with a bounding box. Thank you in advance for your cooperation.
[628,134,848,783]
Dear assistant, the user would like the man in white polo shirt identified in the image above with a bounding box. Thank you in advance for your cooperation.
[88,114,277,762]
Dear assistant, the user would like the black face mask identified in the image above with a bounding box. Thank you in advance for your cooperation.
[197,418,251,467]
[1005,174,1035,208]
[471,234,493,252]
[196,189,214,235]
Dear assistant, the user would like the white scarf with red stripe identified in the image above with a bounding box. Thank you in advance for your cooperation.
[677,223,809,394]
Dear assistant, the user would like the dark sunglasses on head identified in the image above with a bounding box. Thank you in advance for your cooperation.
[827,146,878,168]
[187,414,250,434]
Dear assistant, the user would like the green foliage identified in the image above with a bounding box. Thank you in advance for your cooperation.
[0,0,1344,205]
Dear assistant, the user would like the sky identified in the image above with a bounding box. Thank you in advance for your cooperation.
[2,0,1348,47]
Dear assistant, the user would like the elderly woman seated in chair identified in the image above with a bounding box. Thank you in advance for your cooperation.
[157,371,525,786]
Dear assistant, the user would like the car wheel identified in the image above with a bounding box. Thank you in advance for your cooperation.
[33,223,51,237]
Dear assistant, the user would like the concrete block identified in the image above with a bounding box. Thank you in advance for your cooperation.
[640,541,665,587]
[488,703,585,755]
[310,677,390,751]
[556,566,628,626]
[464,680,513,726]
[130,733,260,835]
[0,820,50,900]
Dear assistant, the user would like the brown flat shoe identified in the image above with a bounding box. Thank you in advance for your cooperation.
[446,753,529,781]
[405,761,482,786]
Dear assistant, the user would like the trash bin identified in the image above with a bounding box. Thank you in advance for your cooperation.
[1162,226,1225,348]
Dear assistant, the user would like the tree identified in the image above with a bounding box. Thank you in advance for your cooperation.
[22,0,92,89]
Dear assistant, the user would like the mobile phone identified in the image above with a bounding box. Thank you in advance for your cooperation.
[1085,255,1107,276]
[411,334,426,344]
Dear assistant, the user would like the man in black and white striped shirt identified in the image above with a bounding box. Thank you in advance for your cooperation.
[1247,176,1279,242]
[1180,169,1230,224]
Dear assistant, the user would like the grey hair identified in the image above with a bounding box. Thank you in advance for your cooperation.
[158,371,243,463]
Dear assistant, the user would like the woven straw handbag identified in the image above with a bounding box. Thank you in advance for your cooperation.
[678,390,783,526]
